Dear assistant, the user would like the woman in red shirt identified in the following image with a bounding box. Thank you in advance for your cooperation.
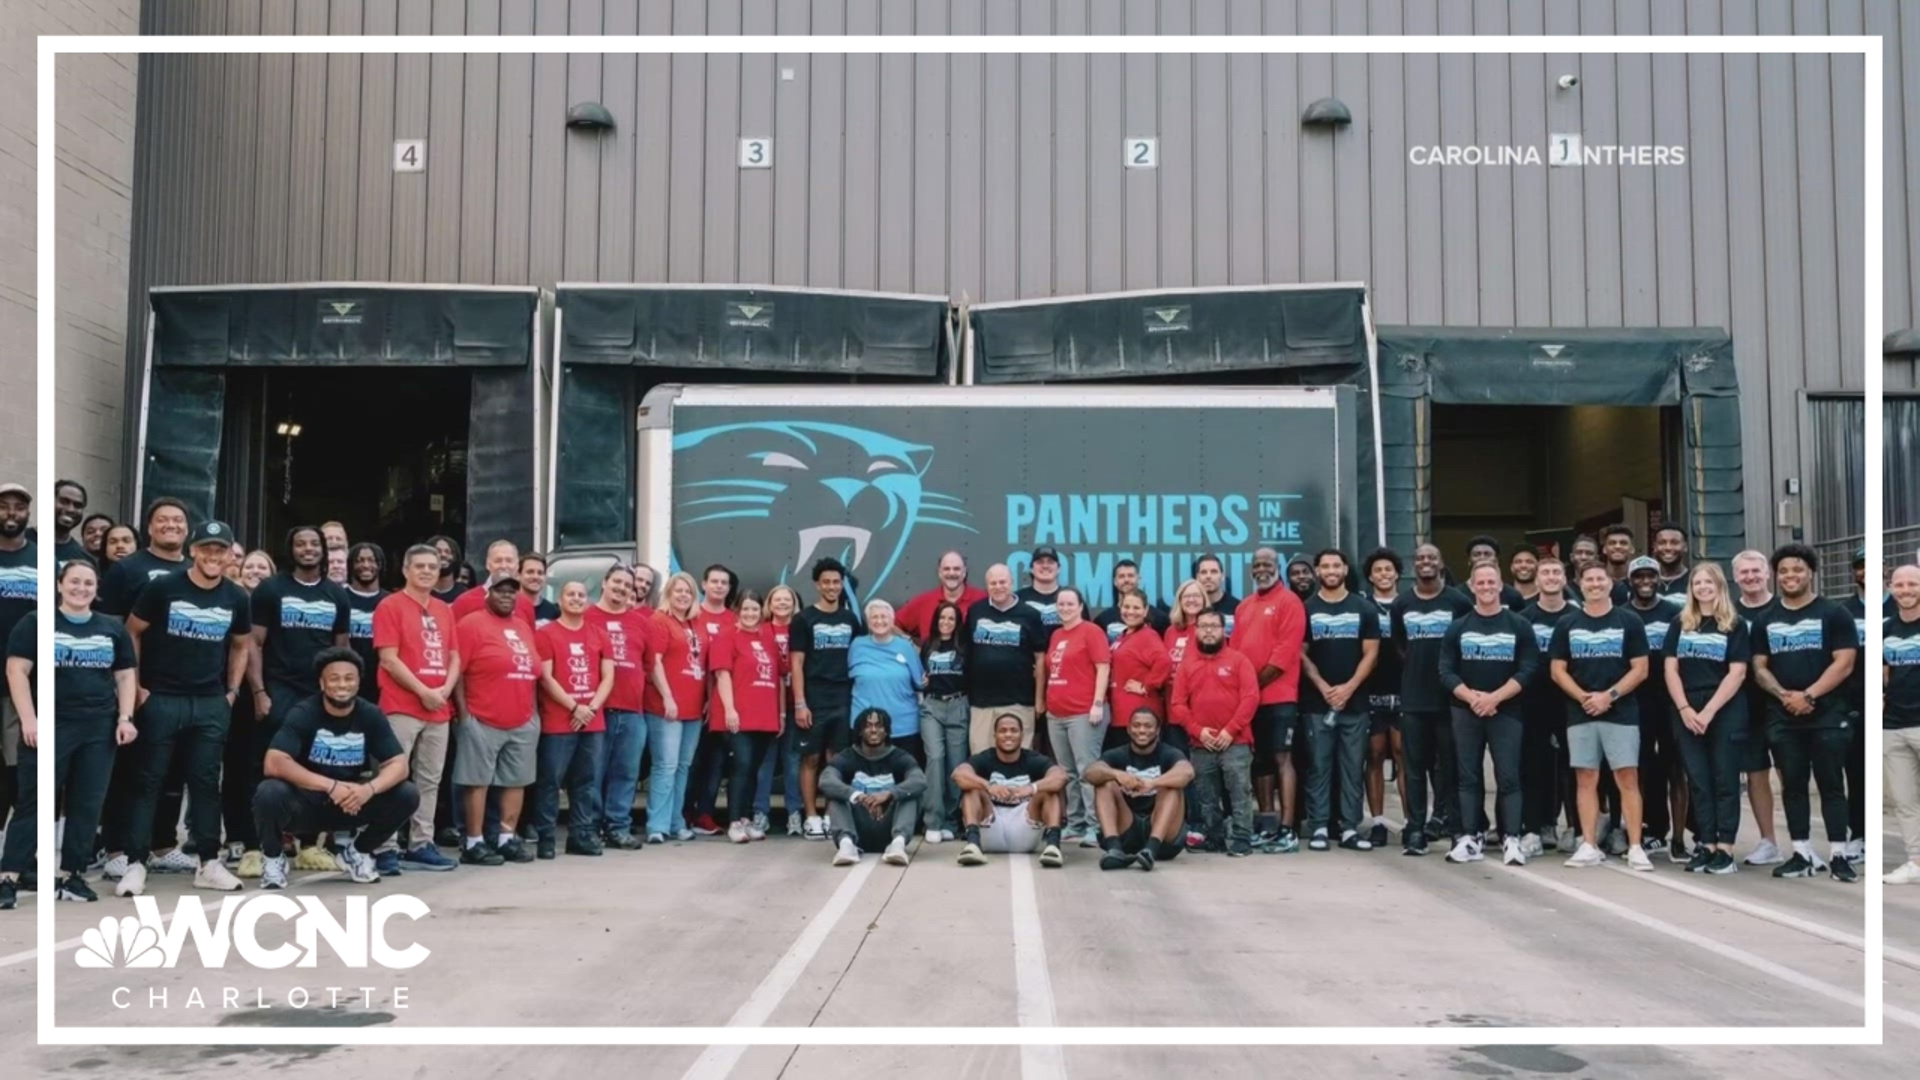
[755,584,804,836]
[1163,579,1209,674]
[713,592,785,844]
[532,581,616,858]
[587,565,674,850]
[644,572,708,843]
[1043,587,1112,846]
[1108,589,1172,752]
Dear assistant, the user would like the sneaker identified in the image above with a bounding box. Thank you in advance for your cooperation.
[194,859,244,892]
[1707,850,1738,874]
[1519,832,1544,859]
[333,847,380,884]
[1402,830,1428,857]
[536,838,557,860]
[729,821,750,844]
[1556,826,1580,854]
[1844,837,1866,862]
[1667,838,1692,865]
[460,843,506,867]
[691,815,722,836]
[114,862,146,897]
[225,841,246,866]
[1563,842,1605,868]
[1744,838,1785,866]
[56,873,98,903]
[786,812,804,837]
[1308,829,1330,852]
[1830,854,1858,883]
[1039,843,1064,869]
[294,845,340,871]
[957,842,987,867]
[1099,848,1133,871]
[672,828,696,842]
[1685,847,1713,873]
[1079,831,1101,849]
[1185,830,1207,850]
[923,829,945,845]
[1602,827,1628,857]
[1772,852,1818,879]
[1886,861,1920,885]
[374,850,403,877]
[566,836,605,856]
[1228,839,1252,857]
[745,821,768,842]
[1135,847,1157,872]
[1338,830,1373,852]
[101,854,129,881]
[882,836,910,866]
[1271,828,1300,854]
[1502,837,1525,866]
[1368,823,1389,848]
[1642,836,1668,858]
[645,832,667,845]
[496,838,535,864]
[400,845,458,872]
[605,831,642,850]
[1626,845,1654,872]
[1446,835,1484,863]
[236,850,265,878]
[833,837,860,866]
[260,855,289,890]
[151,848,200,874]
[0,879,14,910]
[435,826,461,849]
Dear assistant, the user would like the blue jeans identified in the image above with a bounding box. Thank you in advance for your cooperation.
[754,726,803,820]
[597,709,646,834]
[533,730,605,843]
[645,714,698,835]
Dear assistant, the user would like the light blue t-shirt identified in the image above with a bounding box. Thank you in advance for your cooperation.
[848,634,927,738]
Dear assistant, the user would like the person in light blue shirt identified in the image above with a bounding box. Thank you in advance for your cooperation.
[849,599,927,759]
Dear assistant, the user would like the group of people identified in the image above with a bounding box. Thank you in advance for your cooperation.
[0,479,1881,904]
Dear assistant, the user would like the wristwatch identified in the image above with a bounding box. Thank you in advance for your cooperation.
[1805,692,1819,707]
[1606,688,1620,702]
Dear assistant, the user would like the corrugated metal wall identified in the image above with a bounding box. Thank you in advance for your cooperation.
[124,0,1910,551]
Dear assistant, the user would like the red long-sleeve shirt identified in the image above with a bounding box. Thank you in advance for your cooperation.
[1110,624,1173,724]
[895,584,988,643]
[1230,585,1308,706]
[1171,645,1259,745]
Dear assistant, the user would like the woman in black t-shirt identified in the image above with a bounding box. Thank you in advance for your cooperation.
[0,560,137,908]
[1661,562,1752,875]
[919,600,971,841]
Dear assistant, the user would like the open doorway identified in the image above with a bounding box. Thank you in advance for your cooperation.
[247,368,472,579]
[1431,404,1679,567]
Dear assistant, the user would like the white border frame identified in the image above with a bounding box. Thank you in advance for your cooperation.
[36,32,1884,1049]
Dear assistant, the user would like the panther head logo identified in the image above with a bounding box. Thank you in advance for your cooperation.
[672,420,975,597]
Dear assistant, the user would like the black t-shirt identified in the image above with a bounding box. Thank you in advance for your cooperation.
[346,587,387,701]
[1841,595,1867,708]
[1519,599,1577,706]
[533,597,562,628]
[1548,605,1649,726]
[1750,597,1857,727]
[54,536,91,575]
[1301,591,1380,711]
[1097,740,1186,812]
[1608,579,1632,608]
[130,571,252,696]
[1655,571,1692,607]
[31,609,137,724]
[269,695,404,783]
[1364,592,1402,703]
[432,582,466,605]
[923,639,967,698]
[1663,615,1754,712]
[791,604,864,690]
[1016,585,1062,629]
[1626,598,1683,716]
[98,549,187,618]
[1392,586,1471,713]
[1438,608,1540,712]
[251,573,352,689]
[826,745,922,796]
[1501,584,1527,612]
[965,598,1048,708]
[1208,592,1241,638]
[0,541,38,641]
[963,747,1057,795]
[1092,604,1171,646]
[1885,613,1920,729]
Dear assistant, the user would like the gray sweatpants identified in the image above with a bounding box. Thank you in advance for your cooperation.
[827,795,920,852]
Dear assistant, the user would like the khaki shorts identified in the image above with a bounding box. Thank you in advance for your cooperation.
[979,798,1045,853]
[452,716,539,788]
[968,705,1035,755]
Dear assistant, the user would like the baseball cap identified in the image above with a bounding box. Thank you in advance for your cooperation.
[487,572,521,592]
[1627,556,1660,575]
[0,483,29,502]
[1856,548,1867,564]
[188,520,234,548]
[1031,545,1061,563]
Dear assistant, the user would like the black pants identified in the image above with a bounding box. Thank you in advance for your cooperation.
[1638,699,1680,837]
[1847,711,1866,841]
[0,723,117,875]
[1452,708,1522,839]
[1401,710,1458,834]
[1675,712,1746,845]
[126,693,232,862]
[100,737,184,856]
[689,725,727,821]
[1520,700,1560,835]
[726,731,776,822]
[252,778,420,858]
[1769,719,1850,843]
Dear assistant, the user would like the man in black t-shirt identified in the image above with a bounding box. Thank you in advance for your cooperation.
[1194,554,1240,635]
[519,553,562,628]
[1085,708,1193,870]
[965,564,1047,753]
[344,543,389,703]
[1600,525,1637,608]
[1730,549,1785,866]
[1651,525,1693,606]
[1301,549,1380,852]
[1520,558,1577,854]
[51,480,91,574]
[1390,544,1472,854]
[1549,563,1651,871]
[1884,565,1920,885]
[1017,545,1065,631]
[954,712,1068,868]
[1286,554,1315,600]
[252,647,418,890]
[0,483,36,831]
[117,520,253,898]
[1625,557,1687,860]
[1464,535,1526,611]
[792,557,865,840]
[97,498,192,618]
[819,709,926,867]
[1750,543,1859,882]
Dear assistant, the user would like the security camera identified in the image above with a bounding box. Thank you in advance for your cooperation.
[1557,74,1579,90]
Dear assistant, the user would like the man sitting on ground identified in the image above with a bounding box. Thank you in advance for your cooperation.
[252,648,418,889]
[1085,707,1194,871]
[953,712,1069,868]
[819,708,927,867]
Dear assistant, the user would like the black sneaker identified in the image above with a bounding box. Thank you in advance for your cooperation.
[1308,830,1330,852]
[1706,850,1738,875]
[1228,839,1252,858]
[57,873,99,902]
[1338,831,1373,852]
[0,879,14,910]
[566,837,605,857]
[1402,830,1428,856]
[19,871,35,892]
[1772,852,1817,879]
[1135,847,1156,872]
[1685,848,1713,873]
[436,827,462,849]
[460,843,506,867]
[1100,848,1134,871]
[497,838,536,864]
[1368,823,1389,848]
[536,838,557,860]
[1642,836,1668,857]
[607,831,644,851]
[1830,855,1858,883]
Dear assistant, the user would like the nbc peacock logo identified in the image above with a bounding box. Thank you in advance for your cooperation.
[75,915,165,969]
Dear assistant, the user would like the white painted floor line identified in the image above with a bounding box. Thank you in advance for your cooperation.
[1009,856,1068,1080]
[681,858,877,1080]
[1597,863,1865,949]
[0,871,344,968]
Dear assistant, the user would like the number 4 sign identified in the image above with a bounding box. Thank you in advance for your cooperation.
[393,139,425,172]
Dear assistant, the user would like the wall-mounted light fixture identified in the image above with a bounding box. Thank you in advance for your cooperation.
[566,102,616,131]
[1301,97,1352,128]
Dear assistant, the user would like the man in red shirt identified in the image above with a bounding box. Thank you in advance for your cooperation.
[1231,546,1308,851]
[373,544,464,872]
[895,551,988,643]
[451,539,536,624]
[1172,610,1259,856]
[452,574,542,865]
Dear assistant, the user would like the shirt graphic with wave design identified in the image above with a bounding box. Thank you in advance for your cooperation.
[1675,631,1729,662]
[1886,637,1920,667]
[308,730,367,769]
[1765,619,1827,654]
[1403,610,1453,641]
[280,596,340,632]
[1567,627,1626,659]
[349,609,374,640]
[166,601,234,642]
[1458,631,1516,662]
[1310,611,1363,641]
[54,632,117,669]
[0,565,36,601]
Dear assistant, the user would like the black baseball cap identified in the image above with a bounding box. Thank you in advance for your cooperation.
[487,572,521,592]
[188,520,234,548]
[1031,546,1061,563]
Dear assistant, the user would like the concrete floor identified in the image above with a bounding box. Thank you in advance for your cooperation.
[0,788,1906,1079]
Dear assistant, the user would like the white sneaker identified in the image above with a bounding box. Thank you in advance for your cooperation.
[786,812,803,837]
[832,836,860,866]
[114,862,147,897]
[1844,838,1866,862]
[333,847,379,884]
[151,848,200,874]
[1627,845,1654,872]
[101,854,129,881]
[745,821,768,842]
[1563,842,1605,868]
[1744,838,1784,866]
[804,816,828,840]
[728,820,750,844]
[1885,861,1920,885]
[1446,835,1484,863]
[194,858,244,892]
[261,854,289,890]
[923,829,945,844]
[882,836,910,866]
[1519,832,1543,859]
[1556,826,1580,854]
[1503,836,1526,866]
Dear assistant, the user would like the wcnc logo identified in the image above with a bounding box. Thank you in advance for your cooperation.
[74,895,431,971]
